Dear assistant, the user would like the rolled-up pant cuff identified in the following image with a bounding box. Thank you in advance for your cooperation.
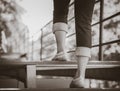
[53,22,68,34]
[75,47,91,58]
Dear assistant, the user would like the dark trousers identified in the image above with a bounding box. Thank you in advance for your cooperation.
[53,0,95,48]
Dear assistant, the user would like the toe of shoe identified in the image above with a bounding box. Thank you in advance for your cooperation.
[70,80,85,88]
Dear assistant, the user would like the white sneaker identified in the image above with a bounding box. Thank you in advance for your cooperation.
[52,52,69,61]
[70,77,85,88]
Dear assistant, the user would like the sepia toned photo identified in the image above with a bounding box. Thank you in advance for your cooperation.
[0,0,120,91]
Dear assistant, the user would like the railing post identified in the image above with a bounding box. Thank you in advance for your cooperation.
[40,29,43,61]
[99,0,104,61]
[32,36,34,60]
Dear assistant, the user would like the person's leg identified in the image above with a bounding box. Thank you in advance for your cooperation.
[70,0,95,88]
[53,23,67,53]
[52,0,70,61]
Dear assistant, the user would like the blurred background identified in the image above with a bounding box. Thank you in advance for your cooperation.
[0,0,120,89]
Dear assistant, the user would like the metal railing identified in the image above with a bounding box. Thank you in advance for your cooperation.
[9,0,120,61]
[38,0,120,61]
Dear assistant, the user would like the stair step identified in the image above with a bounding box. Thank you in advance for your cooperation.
[0,60,120,81]
[0,88,120,91]
[0,60,120,88]
[36,61,120,81]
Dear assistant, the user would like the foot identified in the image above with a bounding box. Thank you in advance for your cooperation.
[52,52,68,61]
[70,77,85,88]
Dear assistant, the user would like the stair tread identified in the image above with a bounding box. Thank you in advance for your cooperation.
[0,59,120,69]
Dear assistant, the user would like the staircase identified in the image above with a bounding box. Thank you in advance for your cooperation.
[0,53,120,90]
